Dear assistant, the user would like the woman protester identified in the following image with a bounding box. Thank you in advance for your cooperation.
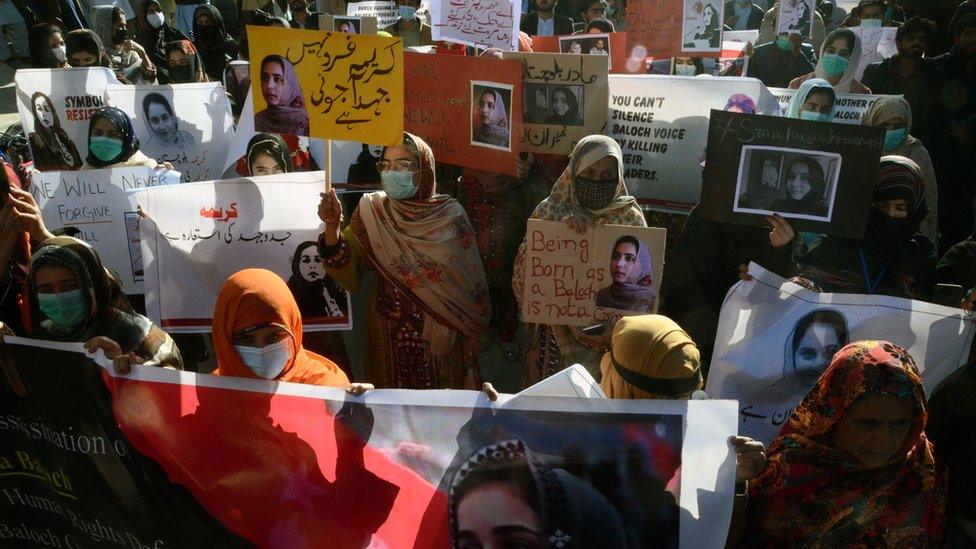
[796,156,935,300]
[672,56,706,76]
[81,107,167,170]
[28,92,83,171]
[317,132,491,389]
[192,5,239,82]
[65,28,111,68]
[862,96,939,248]
[789,28,871,93]
[28,23,68,68]
[165,40,209,83]
[27,236,182,369]
[135,0,189,84]
[254,55,310,136]
[91,6,154,84]
[786,77,836,121]
[513,135,646,384]
[472,88,510,149]
[742,341,946,546]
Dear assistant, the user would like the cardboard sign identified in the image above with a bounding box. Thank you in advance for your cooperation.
[700,111,884,237]
[15,67,117,171]
[137,172,352,332]
[430,0,520,50]
[31,167,183,294]
[521,220,666,326]
[502,52,609,155]
[768,87,895,124]
[776,0,815,36]
[104,83,235,183]
[248,25,404,145]
[532,32,634,74]
[319,14,380,34]
[608,75,776,213]
[627,0,723,60]
[705,263,976,444]
[403,52,522,174]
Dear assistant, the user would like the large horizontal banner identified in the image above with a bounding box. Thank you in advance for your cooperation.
[404,52,522,175]
[247,25,404,145]
[31,166,182,294]
[1,336,739,548]
[521,220,666,326]
[700,111,884,238]
[502,52,609,155]
[137,171,351,332]
[608,75,775,213]
[704,264,976,444]
[430,0,520,50]
[768,87,893,125]
[15,67,117,172]
[104,83,235,183]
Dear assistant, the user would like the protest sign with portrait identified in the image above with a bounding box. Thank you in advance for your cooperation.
[705,263,976,444]
[776,0,815,37]
[700,110,884,238]
[502,52,609,155]
[15,67,117,172]
[521,220,666,326]
[628,0,723,61]
[430,0,520,50]
[681,0,724,53]
[851,25,898,79]
[532,32,632,74]
[247,25,404,145]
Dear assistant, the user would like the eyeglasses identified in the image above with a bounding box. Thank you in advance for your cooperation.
[376,159,419,173]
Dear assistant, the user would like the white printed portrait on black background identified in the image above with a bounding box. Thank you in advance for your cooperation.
[286,240,350,319]
[471,81,513,151]
[140,92,199,163]
[28,91,83,171]
[733,146,841,222]
[558,34,612,66]
[682,0,722,50]
[595,235,656,313]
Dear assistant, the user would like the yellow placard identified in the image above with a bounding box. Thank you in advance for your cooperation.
[247,25,403,145]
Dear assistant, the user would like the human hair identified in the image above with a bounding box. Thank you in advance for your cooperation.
[672,56,705,75]
[806,87,836,106]
[825,28,856,52]
[550,86,579,116]
[450,456,541,525]
[612,235,640,257]
[786,309,848,374]
[585,18,615,33]
[785,155,827,200]
[30,92,59,128]
[261,54,286,75]
[290,240,318,274]
[141,92,174,120]
[579,0,606,18]
[897,16,936,42]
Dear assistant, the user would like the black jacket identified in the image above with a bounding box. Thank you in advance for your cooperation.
[519,12,576,36]
[745,41,816,88]
[861,55,946,146]
[723,1,764,30]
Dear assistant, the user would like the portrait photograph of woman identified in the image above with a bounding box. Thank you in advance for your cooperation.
[542,85,584,127]
[733,146,841,223]
[254,54,310,136]
[595,235,657,313]
[471,81,513,151]
[28,91,83,171]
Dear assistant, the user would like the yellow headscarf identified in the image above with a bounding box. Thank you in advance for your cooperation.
[600,315,703,399]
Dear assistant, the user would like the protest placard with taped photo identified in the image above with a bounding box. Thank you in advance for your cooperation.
[319,14,379,34]
[521,220,666,326]
[502,52,608,155]
[776,0,815,37]
[247,25,404,145]
[104,83,234,183]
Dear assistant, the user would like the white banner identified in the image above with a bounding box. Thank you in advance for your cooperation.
[768,87,895,124]
[137,172,352,333]
[608,75,778,213]
[16,67,117,171]
[430,0,520,50]
[346,0,398,28]
[30,167,183,294]
[705,263,976,445]
[104,83,235,183]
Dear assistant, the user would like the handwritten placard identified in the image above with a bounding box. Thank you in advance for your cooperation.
[247,25,404,146]
[31,167,183,294]
[768,88,894,125]
[137,171,352,332]
[626,0,682,62]
[521,220,666,326]
[346,0,398,28]
[431,0,520,50]
[501,52,608,155]
[403,52,521,174]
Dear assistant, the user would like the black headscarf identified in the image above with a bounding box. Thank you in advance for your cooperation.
[246,133,293,176]
[165,40,209,83]
[192,5,239,81]
[86,107,141,168]
[65,29,111,67]
[136,0,189,83]
[29,24,65,69]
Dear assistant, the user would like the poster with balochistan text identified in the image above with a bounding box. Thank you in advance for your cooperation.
[430,0,520,50]
[15,67,117,172]
[105,83,235,183]
[137,172,352,332]
[0,335,739,549]
[705,263,976,444]
[247,25,404,145]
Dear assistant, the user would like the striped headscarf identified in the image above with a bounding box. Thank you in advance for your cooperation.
[874,155,928,229]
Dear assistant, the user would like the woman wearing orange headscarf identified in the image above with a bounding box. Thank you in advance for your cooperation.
[212,268,351,387]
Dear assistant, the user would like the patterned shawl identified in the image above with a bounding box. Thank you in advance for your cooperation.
[745,341,947,547]
[355,132,490,355]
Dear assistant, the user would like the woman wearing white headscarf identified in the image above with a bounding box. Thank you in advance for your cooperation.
[472,88,510,149]
[254,54,310,135]
[513,135,646,385]
[788,27,871,93]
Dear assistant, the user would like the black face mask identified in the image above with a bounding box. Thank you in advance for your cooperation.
[113,28,128,45]
[169,64,193,83]
[195,25,221,46]
[865,206,912,250]
[574,176,618,211]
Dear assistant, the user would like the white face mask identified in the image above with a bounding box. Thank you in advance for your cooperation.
[147,11,166,29]
[234,338,292,379]
[51,45,67,63]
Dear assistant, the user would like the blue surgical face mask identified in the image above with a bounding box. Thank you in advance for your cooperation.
[776,35,792,52]
[675,63,697,76]
[89,136,123,162]
[861,18,882,28]
[234,338,292,379]
[605,5,616,16]
[398,5,417,20]
[820,53,849,77]
[37,289,88,329]
[382,171,419,200]
[799,110,830,122]
[884,127,907,151]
